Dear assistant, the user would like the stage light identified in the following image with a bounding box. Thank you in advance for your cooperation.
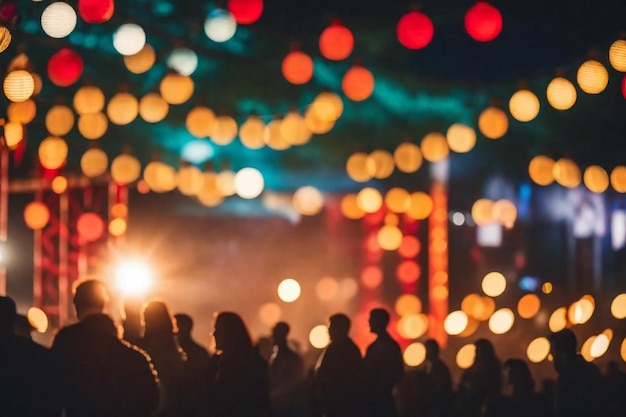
[277,278,301,303]
[114,259,153,296]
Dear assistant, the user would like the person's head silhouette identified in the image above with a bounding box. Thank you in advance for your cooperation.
[142,300,176,338]
[424,338,440,361]
[368,308,390,335]
[213,311,252,353]
[272,321,290,347]
[73,279,109,320]
[549,329,577,372]
[328,313,350,342]
[0,295,17,336]
[174,313,193,338]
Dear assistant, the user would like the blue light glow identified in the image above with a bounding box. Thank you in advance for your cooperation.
[519,276,540,292]
[181,140,214,164]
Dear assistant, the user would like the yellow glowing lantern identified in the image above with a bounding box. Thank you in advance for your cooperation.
[489,308,514,334]
[367,150,395,179]
[577,60,608,94]
[73,85,105,115]
[139,93,169,123]
[394,142,423,173]
[385,188,411,213]
[24,202,50,230]
[3,122,23,148]
[239,116,266,149]
[528,155,555,186]
[304,107,335,135]
[109,218,127,237]
[421,132,449,162]
[611,293,626,319]
[446,123,476,153]
[124,44,156,74]
[553,158,581,188]
[177,164,203,196]
[548,307,567,333]
[38,137,68,169]
[341,194,365,220]
[517,294,541,319]
[143,161,177,193]
[309,325,330,349]
[397,314,428,339]
[264,119,290,150]
[471,198,494,226]
[346,152,373,182]
[482,271,506,297]
[0,26,11,53]
[281,111,311,145]
[211,115,238,146]
[111,154,141,185]
[611,166,626,193]
[27,307,48,333]
[527,337,550,363]
[609,40,626,72]
[51,176,68,194]
[3,70,34,102]
[8,99,37,124]
[78,112,108,140]
[478,106,508,139]
[160,73,194,105]
[292,186,324,216]
[259,303,282,327]
[310,92,343,122]
[377,225,403,251]
[45,105,74,136]
[492,199,517,228]
[407,191,433,220]
[444,310,469,336]
[547,77,577,110]
[583,165,609,193]
[186,106,216,138]
[107,92,139,125]
[395,294,422,316]
[80,148,108,177]
[509,89,540,122]
[403,343,426,367]
[357,187,383,213]
[456,344,476,369]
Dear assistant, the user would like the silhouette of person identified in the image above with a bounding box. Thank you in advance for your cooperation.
[14,313,35,340]
[121,296,143,345]
[605,360,626,417]
[136,300,187,417]
[422,339,452,417]
[314,313,366,417]
[206,311,271,417]
[0,296,61,417]
[52,279,159,417]
[502,358,550,417]
[364,308,404,417]
[175,313,210,364]
[549,329,605,417]
[269,321,305,417]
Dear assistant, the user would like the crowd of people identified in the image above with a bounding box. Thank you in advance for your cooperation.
[1,278,626,417]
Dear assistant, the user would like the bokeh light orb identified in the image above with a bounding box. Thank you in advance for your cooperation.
[78,0,114,24]
[109,218,127,237]
[74,85,105,115]
[610,294,626,319]
[340,194,365,220]
[38,137,68,170]
[3,70,34,102]
[77,212,104,242]
[0,26,11,53]
[446,123,476,153]
[139,93,169,123]
[478,106,508,139]
[385,188,411,213]
[8,99,37,124]
[583,165,609,193]
[377,225,403,251]
[316,276,339,301]
[51,176,68,194]
[204,9,237,43]
[211,116,238,146]
[397,260,420,284]
[319,22,353,61]
[456,344,476,369]
[113,23,146,56]
[548,307,567,333]
[471,198,494,226]
[160,73,194,105]
[217,170,236,197]
[609,39,626,72]
[361,266,383,289]
[281,111,311,145]
[143,161,177,193]
[239,116,266,149]
[590,333,610,359]
[24,202,50,230]
[48,48,83,87]
[611,166,626,193]
[41,2,77,39]
[464,2,502,42]
[395,294,422,316]
[46,105,74,136]
[421,132,449,162]
[527,337,550,363]
[394,142,423,173]
[492,199,517,228]
[78,112,108,140]
[403,342,426,367]
[277,278,301,303]
[342,65,375,102]
[547,77,577,110]
[111,154,141,185]
[577,60,608,94]
[357,187,383,213]
[167,48,198,76]
[399,236,420,258]
[346,152,373,182]
[407,192,433,220]
[482,271,506,297]
[3,122,23,148]
[27,307,49,333]
[309,325,330,349]
[292,186,324,216]
[553,158,581,188]
[488,308,514,334]
[177,165,203,196]
[124,44,156,74]
[234,167,264,199]
[282,51,313,85]
[259,302,281,328]
[115,260,153,296]
[186,106,216,139]
[367,150,395,180]
[304,107,335,135]
[107,92,139,125]
[444,310,469,336]
[228,0,263,24]
[80,148,108,177]
[397,314,428,339]
[528,155,555,186]
[397,11,434,49]
[517,294,541,319]
[509,89,540,122]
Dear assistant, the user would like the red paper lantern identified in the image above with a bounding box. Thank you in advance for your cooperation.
[319,21,354,61]
[76,212,105,242]
[622,75,626,99]
[78,0,114,24]
[281,51,313,85]
[465,2,502,42]
[48,48,83,87]
[228,0,263,24]
[397,11,434,49]
[342,65,374,102]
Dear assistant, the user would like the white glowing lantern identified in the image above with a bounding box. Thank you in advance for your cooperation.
[113,24,147,56]
[41,2,77,39]
[204,9,237,43]
[277,278,301,303]
[234,167,264,199]
[167,48,198,76]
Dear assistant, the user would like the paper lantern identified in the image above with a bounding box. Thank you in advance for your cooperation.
[346,152,373,182]
[3,70,34,102]
[107,92,138,125]
[139,93,169,123]
[609,40,626,72]
[319,22,354,61]
[465,2,502,42]
[611,166,626,193]
[577,60,609,94]
[3,122,23,148]
[239,116,266,149]
[583,165,609,193]
[31,73,43,96]
[80,148,108,177]
[48,48,83,87]
[24,202,50,230]
[547,77,576,110]
[113,23,146,56]
[228,0,263,24]
[293,186,324,216]
[553,158,581,188]
[310,92,343,122]
[123,44,156,74]
[421,132,449,162]
[7,99,36,124]
[160,73,194,105]
[167,48,198,76]
[282,51,313,85]
[394,143,423,173]
[45,105,74,136]
[38,137,68,169]
[446,123,476,153]
[111,154,141,185]
[509,89,540,122]
[528,155,555,186]
[41,2,77,39]
[210,115,238,146]
[281,111,311,145]
[204,9,237,42]
[397,11,434,49]
[73,85,105,115]
[0,26,11,53]
[234,167,264,199]
[478,107,508,139]
[78,112,108,140]
[342,65,375,102]
[78,0,114,24]
[177,164,203,196]
[186,106,216,138]
[77,213,105,242]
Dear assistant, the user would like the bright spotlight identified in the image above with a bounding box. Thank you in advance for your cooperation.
[114,260,153,296]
